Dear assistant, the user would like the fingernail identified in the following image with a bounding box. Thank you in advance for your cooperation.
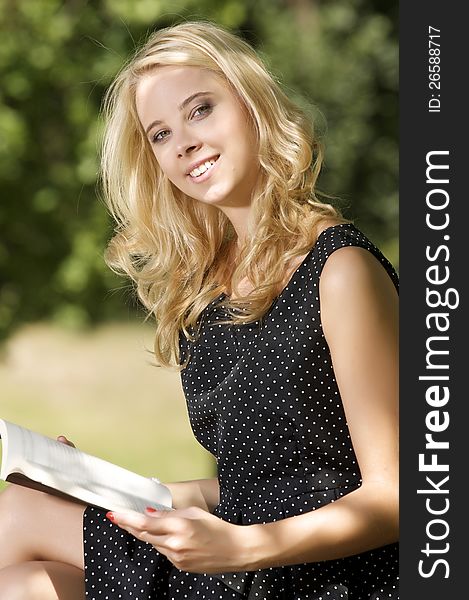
[145,506,157,513]
[106,511,115,522]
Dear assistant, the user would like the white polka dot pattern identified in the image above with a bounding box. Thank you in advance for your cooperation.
[83,224,399,599]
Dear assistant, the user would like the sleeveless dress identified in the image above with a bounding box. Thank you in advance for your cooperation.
[83,223,399,599]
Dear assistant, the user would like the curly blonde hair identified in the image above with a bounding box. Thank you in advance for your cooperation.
[100,20,347,368]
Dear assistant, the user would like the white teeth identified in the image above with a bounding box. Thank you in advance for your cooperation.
[189,158,217,178]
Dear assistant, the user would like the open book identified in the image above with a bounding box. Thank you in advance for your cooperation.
[0,418,172,513]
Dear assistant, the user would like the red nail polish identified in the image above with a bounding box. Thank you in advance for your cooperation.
[106,511,115,522]
[146,506,157,513]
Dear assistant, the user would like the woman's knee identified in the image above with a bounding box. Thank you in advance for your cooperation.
[0,561,51,600]
[0,562,41,600]
[0,485,85,569]
[0,560,85,600]
[0,485,48,540]
[0,486,45,566]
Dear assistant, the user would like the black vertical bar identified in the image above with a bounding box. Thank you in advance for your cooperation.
[400,3,466,597]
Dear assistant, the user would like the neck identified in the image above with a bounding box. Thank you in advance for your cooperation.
[218,204,252,246]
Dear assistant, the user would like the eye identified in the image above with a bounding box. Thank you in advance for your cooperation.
[191,103,213,119]
[151,129,170,144]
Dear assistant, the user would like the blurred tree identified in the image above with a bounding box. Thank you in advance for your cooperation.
[252,0,398,263]
[0,0,398,340]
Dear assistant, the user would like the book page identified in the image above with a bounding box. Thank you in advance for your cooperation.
[0,419,172,513]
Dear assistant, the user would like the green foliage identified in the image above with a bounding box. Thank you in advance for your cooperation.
[0,0,398,340]
[253,0,398,263]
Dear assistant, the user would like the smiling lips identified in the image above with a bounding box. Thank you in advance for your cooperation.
[188,155,219,179]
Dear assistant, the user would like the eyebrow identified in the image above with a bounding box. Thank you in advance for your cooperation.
[144,91,213,135]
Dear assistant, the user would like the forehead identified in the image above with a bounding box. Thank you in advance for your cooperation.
[135,65,227,115]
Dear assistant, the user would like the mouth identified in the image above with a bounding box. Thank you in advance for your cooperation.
[187,155,220,180]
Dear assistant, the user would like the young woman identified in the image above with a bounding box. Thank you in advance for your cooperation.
[0,21,399,599]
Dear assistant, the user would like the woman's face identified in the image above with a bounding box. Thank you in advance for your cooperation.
[136,65,260,211]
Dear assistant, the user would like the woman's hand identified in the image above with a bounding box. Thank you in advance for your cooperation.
[106,506,258,574]
[56,436,76,448]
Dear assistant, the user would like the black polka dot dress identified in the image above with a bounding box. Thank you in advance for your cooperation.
[83,223,399,599]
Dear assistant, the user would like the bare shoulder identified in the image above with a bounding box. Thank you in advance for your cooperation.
[319,246,398,344]
[320,245,397,301]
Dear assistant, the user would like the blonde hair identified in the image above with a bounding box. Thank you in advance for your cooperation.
[101,20,347,368]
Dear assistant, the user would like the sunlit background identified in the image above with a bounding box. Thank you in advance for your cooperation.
[0,0,398,490]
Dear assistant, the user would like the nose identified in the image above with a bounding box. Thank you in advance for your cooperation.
[176,135,202,158]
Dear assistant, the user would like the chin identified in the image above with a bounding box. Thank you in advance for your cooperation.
[197,188,233,207]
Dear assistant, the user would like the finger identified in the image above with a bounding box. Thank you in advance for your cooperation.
[126,526,151,543]
[57,435,76,448]
[109,511,181,550]
[107,511,159,531]
[119,524,173,552]
[145,506,173,517]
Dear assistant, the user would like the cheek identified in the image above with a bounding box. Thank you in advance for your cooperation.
[153,152,177,180]
[233,132,258,169]
[228,116,258,160]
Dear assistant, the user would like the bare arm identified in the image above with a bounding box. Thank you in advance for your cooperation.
[243,246,399,568]
[164,478,220,512]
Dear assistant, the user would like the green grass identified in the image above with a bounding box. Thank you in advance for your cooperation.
[0,322,216,493]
